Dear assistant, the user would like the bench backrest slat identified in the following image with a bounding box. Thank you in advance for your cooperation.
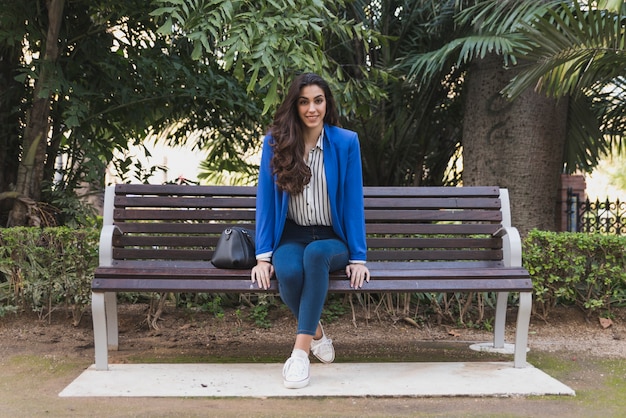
[364,197,501,209]
[115,196,258,208]
[367,250,503,262]
[366,223,499,235]
[115,183,258,196]
[106,185,507,264]
[361,186,499,197]
[113,248,213,261]
[114,208,256,221]
[116,223,256,234]
[365,209,502,222]
[367,237,501,248]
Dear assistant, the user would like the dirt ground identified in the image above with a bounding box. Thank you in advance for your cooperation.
[1,302,626,417]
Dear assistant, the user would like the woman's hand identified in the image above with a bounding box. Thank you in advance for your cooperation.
[346,263,370,289]
[251,260,274,290]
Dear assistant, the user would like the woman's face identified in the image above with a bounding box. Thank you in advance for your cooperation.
[297,84,326,132]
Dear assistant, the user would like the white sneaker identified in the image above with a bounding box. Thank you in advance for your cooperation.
[310,322,335,364]
[282,351,310,389]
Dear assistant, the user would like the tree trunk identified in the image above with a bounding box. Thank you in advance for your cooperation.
[462,55,568,236]
[8,0,65,226]
[0,44,23,226]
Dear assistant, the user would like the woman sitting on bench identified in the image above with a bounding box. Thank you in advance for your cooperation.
[251,73,371,389]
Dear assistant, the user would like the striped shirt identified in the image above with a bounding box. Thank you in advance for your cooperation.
[288,130,332,226]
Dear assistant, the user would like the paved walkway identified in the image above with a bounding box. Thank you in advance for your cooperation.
[60,361,574,398]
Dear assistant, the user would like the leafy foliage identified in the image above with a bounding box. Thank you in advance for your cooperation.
[7,1,382,223]
[402,0,626,174]
[524,230,626,320]
[401,0,554,83]
[504,1,626,100]
[339,0,465,186]
[1,227,625,327]
[151,0,384,114]
[503,1,626,169]
[2,1,255,224]
[0,227,99,324]
[151,0,391,184]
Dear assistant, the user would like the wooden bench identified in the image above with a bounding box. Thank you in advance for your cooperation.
[92,184,533,370]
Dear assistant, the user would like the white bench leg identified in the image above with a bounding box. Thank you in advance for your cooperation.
[92,291,119,370]
[514,291,532,368]
[92,292,109,370]
[105,292,119,350]
[493,292,508,348]
[470,291,531,367]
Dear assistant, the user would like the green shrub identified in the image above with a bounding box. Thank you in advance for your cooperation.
[1,227,625,327]
[524,230,626,320]
[0,227,99,324]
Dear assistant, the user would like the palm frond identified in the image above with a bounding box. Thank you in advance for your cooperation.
[404,33,527,84]
[403,0,559,85]
[563,93,611,172]
[504,1,626,98]
[456,0,560,35]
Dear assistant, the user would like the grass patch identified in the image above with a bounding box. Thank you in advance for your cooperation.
[125,353,287,364]
[529,351,626,414]
[576,358,626,411]
[124,341,511,365]
[7,354,84,376]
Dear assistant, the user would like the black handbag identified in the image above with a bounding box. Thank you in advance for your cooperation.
[211,226,256,269]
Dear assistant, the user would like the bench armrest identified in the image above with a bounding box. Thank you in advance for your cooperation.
[493,226,522,268]
[99,184,119,267]
[98,225,121,267]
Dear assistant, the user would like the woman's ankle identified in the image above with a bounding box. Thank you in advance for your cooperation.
[313,323,323,340]
[294,333,314,353]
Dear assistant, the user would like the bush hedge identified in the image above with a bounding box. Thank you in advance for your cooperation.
[524,230,626,320]
[0,227,99,323]
[1,228,625,325]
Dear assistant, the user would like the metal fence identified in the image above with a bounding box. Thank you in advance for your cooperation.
[566,189,626,234]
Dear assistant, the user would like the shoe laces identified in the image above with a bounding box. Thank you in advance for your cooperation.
[311,335,333,355]
[283,356,309,379]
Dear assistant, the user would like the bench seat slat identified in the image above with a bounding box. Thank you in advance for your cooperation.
[94,266,528,280]
[93,277,531,293]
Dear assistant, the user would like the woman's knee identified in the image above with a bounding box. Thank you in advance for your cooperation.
[277,271,304,290]
[303,240,348,269]
[275,259,300,278]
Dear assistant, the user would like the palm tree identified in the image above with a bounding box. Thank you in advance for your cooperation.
[401,0,625,233]
[503,0,626,170]
[337,0,466,186]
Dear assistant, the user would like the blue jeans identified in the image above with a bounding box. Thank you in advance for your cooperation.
[273,220,349,336]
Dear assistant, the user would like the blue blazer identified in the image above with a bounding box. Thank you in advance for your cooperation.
[255,124,367,263]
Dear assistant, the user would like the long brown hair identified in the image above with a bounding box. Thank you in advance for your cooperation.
[270,73,339,194]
